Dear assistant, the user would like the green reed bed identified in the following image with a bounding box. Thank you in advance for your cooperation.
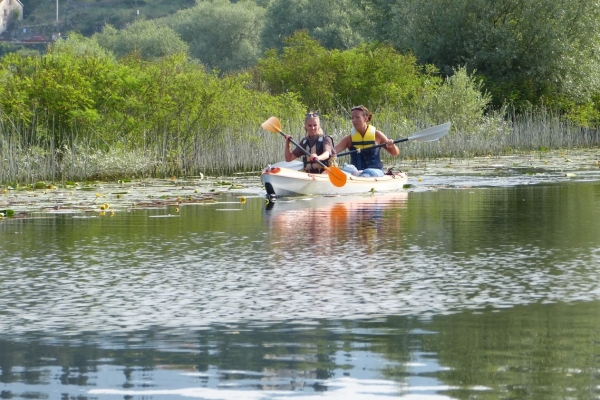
[507,108,600,152]
[1,108,599,185]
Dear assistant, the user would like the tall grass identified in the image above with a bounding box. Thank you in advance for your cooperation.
[1,107,599,185]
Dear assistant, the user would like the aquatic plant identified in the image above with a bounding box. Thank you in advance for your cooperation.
[2,102,600,184]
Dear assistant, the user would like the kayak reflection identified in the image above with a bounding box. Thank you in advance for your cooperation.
[265,192,408,251]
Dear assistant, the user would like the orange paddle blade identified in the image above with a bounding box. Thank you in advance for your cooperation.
[261,117,282,133]
[325,166,347,187]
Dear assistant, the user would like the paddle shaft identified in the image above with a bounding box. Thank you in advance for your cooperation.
[279,131,330,169]
[337,137,408,157]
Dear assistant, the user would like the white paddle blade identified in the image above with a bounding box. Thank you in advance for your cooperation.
[270,160,304,170]
[408,122,451,142]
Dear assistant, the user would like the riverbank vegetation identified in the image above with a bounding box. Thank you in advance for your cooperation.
[1,0,600,184]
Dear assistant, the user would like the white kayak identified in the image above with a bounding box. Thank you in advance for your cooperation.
[261,166,408,197]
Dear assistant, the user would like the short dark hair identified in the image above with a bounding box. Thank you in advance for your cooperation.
[351,105,372,122]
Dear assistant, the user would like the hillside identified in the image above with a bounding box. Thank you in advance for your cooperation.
[10,0,195,40]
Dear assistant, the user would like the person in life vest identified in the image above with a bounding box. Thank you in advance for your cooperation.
[283,112,335,174]
[335,105,399,177]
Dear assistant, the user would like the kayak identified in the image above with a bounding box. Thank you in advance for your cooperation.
[261,166,408,197]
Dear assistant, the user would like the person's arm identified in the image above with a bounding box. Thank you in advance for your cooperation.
[310,150,330,162]
[311,136,333,161]
[334,135,351,154]
[376,130,399,156]
[284,136,299,162]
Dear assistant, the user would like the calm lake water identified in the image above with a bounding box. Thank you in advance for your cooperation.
[1,173,600,399]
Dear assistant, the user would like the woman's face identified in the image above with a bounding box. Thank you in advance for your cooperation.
[305,117,320,136]
[351,109,368,132]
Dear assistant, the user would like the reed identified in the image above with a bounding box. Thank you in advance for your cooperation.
[1,107,599,184]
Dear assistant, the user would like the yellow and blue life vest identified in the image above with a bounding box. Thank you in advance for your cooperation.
[349,125,383,170]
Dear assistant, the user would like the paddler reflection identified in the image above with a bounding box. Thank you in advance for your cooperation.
[265,192,408,254]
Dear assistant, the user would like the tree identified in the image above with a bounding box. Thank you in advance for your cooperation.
[1,34,123,146]
[261,0,365,51]
[255,31,433,112]
[93,20,189,60]
[376,0,600,108]
[1,30,304,155]
[164,0,265,73]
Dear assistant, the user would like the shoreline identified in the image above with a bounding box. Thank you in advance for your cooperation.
[2,150,599,218]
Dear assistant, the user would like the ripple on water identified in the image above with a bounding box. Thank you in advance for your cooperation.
[1,235,599,335]
[1,184,600,336]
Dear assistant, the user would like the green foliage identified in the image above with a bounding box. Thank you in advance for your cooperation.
[1,36,123,146]
[261,0,365,51]
[51,33,115,59]
[334,43,435,110]
[2,0,599,183]
[419,67,493,133]
[379,0,600,113]
[256,32,337,112]
[18,0,196,36]
[93,20,189,60]
[5,1,598,125]
[164,0,265,73]
[0,43,27,58]
[7,0,600,128]
[255,32,434,112]
[71,9,133,37]
[0,35,304,168]
[551,96,600,128]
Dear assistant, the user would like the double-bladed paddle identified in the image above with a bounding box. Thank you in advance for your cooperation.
[270,122,452,171]
[337,122,451,157]
[261,116,347,187]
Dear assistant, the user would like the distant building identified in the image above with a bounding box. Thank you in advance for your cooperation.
[0,0,23,34]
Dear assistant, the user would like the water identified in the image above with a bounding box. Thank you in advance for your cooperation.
[1,177,600,399]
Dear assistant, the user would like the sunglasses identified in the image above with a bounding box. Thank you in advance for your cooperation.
[305,112,319,118]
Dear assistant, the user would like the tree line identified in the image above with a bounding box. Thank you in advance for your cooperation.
[91,0,600,125]
[5,0,600,122]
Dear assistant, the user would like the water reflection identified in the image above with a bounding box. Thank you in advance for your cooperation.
[0,300,599,399]
[1,181,600,398]
[265,192,408,256]
[1,185,600,333]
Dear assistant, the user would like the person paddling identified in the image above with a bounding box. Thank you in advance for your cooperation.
[284,112,335,174]
[335,105,399,177]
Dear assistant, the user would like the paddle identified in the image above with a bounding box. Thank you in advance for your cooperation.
[337,122,451,157]
[271,122,452,171]
[261,116,347,187]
